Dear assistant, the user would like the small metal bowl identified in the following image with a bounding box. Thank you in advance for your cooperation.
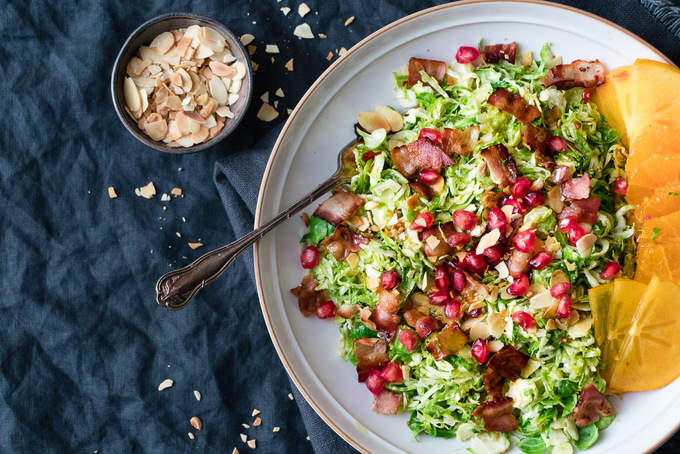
[110,13,253,154]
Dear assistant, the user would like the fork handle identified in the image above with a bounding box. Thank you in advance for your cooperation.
[156,173,344,310]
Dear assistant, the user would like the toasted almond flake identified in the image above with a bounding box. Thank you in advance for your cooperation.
[171,187,183,196]
[260,91,269,103]
[488,340,504,352]
[161,193,171,202]
[188,432,195,440]
[232,449,239,454]
[344,16,355,26]
[247,45,256,56]
[280,6,291,15]
[298,2,311,17]
[209,60,237,78]
[252,417,262,427]
[293,23,314,39]
[158,378,174,391]
[252,409,261,417]
[257,103,279,122]
[150,31,175,55]
[575,233,597,258]
[318,33,327,39]
[425,235,440,249]
[247,440,256,449]
[265,44,280,54]
[273,427,280,432]
[123,77,141,114]
[326,51,334,61]
[242,423,250,429]
[495,261,509,279]
[476,228,501,255]
[229,77,242,94]
[500,204,514,222]
[190,416,202,430]
[288,393,294,400]
[522,50,533,67]
[240,434,247,443]
[530,290,554,309]
[240,34,255,45]
[228,93,240,105]
[338,47,348,56]
[284,58,295,71]
[306,436,310,441]
[287,108,293,115]
[357,111,390,132]
[108,187,118,198]
[274,88,284,98]
[188,242,203,249]
[138,182,156,199]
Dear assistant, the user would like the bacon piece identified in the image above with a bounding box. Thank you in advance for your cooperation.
[409,181,434,199]
[473,397,517,432]
[542,60,606,89]
[551,165,572,184]
[523,125,555,169]
[482,367,506,400]
[407,57,447,87]
[420,222,456,257]
[561,173,591,200]
[426,323,468,361]
[320,226,369,261]
[442,126,480,156]
[559,197,601,228]
[481,144,518,188]
[372,289,401,334]
[290,275,327,316]
[482,42,517,64]
[403,309,426,328]
[570,384,612,427]
[373,390,402,415]
[391,139,454,178]
[487,88,540,124]
[314,191,363,226]
[354,337,389,382]
[487,345,529,381]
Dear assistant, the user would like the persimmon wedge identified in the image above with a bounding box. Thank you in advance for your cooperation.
[634,180,680,225]
[635,209,680,284]
[592,67,630,147]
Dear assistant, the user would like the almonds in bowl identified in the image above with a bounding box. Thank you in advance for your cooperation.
[111,14,253,153]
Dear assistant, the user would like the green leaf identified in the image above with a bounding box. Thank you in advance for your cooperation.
[668,191,680,196]
[595,414,615,431]
[416,92,437,109]
[350,324,378,340]
[574,424,599,450]
[301,216,335,245]
[540,42,560,70]
[356,127,387,150]
[517,436,546,454]
[651,227,661,241]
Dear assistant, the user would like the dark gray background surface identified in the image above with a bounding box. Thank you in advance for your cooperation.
[1,0,679,452]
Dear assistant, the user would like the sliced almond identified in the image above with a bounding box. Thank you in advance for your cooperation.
[209,119,224,138]
[126,57,150,77]
[275,88,284,98]
[108,187,118,199]
[200,100,216,118]
[247,440,256,449]
[232,61,247,81]
[476,228,501,255]
[548,185,563,213]
[138,182,156,199]
[357,111,390,132]
[284,58,294,71]
[123,77,141,114]
[375,106,403,132]
[265,44,280,53]
[257,103,279,122]
[144,117,168,141]
[192,126,209,144]
[298,2,311,17]
[190,416,203,430]
[281,7,291,15]
[157,378,174,391]
[344,16,355,26]
[240,34,255,45]
[194,43,214,59]
[209,60,237,78]
[209,77,228,105]
[150,32,175,55]
[293,23,314,39]
[228,77,242,94]
[575,233,597,258]
[228,93,240,105]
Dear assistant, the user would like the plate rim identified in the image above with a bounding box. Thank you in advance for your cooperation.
[253,1,675,453]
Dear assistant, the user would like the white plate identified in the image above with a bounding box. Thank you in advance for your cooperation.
[254,1,678,453]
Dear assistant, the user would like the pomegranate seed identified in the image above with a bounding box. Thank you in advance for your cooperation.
[600,262,621,280]
[434,265,450,291]
[613,177,628,195]
[556,295,572,319]
[315,301,336,319]
[547,136,567,153]
[447,232,472,247]
[558,216,577,233]
[410,212,434,230]
[380,362,404,383]
[568,224,587,244]
[524,192,545,207]
[467,308,482,318]
[456,46,480,64]
[362,150,378,161]
[463,251,487,274]
[419,128,443,145]
[428,290,451,306]
[418,169,440,184]
[582,89,591,103]
[513,230,536,253]
[300,246,320,269]
[398,329,418,352]
[452,209,478,230]
[512,178,532,199]
[416,316,440,339]
[471,339,489,363]
[443,300,462,319]
[483,245,503,264]
[529,251,553,270]
[451,269,466,293]
[380,270,398,290]
[487,207,508,231]
[550,282,571,298]
[507,274,530,297]
[503,197,527,214]
[512,311,535,330]
[366,369,385,395]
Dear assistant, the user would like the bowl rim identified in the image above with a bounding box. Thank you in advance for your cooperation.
[110,12,253,154]
[253,1,676,453]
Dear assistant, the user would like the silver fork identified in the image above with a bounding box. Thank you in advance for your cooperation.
[155,139,359,310]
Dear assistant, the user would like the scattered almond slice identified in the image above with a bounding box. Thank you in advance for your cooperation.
[188,242,204,249]
[273,100,279,108]
[285,58,294,71]
[175,232,181,238]
[161,193,171,202]
[253,417,262,427]
[158,378,174,391]
[318,33,327,39]
[288,393,294,400]
[260,91,269,103]
[298,3,311,17]
[344,16,355,26]
[265,44,280,54]
[247,440,256,449]
[280,6,291,15]
[240,434,247,442]
[190,416,203,430]
[171,187,183,196]
[188,432,195,440]
[339,47,347,56]
[293,23,314,39]
[108,187,118,199]
[273,427,280,433]
[240,34,255,45]
[251,409,260,416]
[326,51,333,61]
[242,423,250,429]
[138,182,156,199]
[232,449,239,454]
[257,103,279,122]
[275,88,284,97]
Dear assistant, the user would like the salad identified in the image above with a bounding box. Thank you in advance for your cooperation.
[291,41,631,454]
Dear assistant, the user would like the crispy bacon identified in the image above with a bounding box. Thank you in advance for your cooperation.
[551,165,572,184]
[403,309,426,328]
[420,222,456,257]
[559,197,601,228]
[407,57,447,87]
[487,88,540,124]
[409,181,434,199]
[487,345,529,381]
[542,60,606,89]
[354,337,389,382]
[473,397,517,432]
[314,191,363,226]
[561,173,591,200]
[482,42,517,64]
[320,226,369,261]
[425,323,468,361]
[481,144,518,188]
[570,384,612,427]
[391,139,454,178]
[523,125,555,169]
[442,126,480,156]
[372,289,401,334]
[483,367,506,400]
[290,275,328,316]
[373,390,402,415]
